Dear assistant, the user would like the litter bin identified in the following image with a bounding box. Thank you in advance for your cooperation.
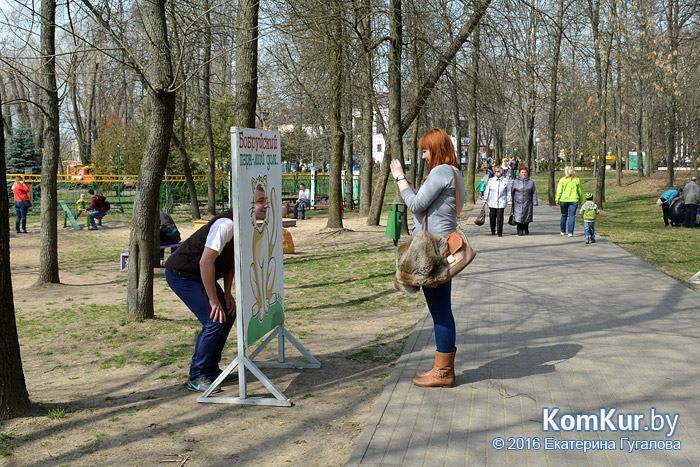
[386,202,405,247]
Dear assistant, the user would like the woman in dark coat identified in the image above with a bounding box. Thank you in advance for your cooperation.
[510,166,538,235]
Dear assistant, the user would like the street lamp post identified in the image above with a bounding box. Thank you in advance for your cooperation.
[117,144,121,204]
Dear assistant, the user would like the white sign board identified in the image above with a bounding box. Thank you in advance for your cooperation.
[231,127,284,348]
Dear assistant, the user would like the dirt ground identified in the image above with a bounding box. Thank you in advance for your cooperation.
[3,213,425,466]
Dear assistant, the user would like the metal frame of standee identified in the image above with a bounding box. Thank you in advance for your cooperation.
[687,270,700,285]
[197,127,320,407]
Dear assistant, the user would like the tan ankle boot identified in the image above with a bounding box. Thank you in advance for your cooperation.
[413,349,455,387]
[415,348,457,378]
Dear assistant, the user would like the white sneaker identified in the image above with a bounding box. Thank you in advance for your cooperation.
[560,232,565,236]
[568,233,573,237]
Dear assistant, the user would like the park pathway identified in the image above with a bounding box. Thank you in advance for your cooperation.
[348,200,700,466]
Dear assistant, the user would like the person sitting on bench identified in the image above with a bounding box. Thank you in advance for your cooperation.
[293,183,311,220]
[87,189,108,230]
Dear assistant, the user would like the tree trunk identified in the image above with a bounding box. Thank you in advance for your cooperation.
[399,0,492,136]
[171,133,201,219]
[31,83,45,153]
[70,64,88,166]
[450,62,461,169]
[358,10,373,217]
[615,39,623,187]
[466,24,480,205]
[234,0,259,129]
[645,118,653,177]
[407,22,422,187]
[366,97,391,226]
[343,96,354,209]
[38,0,60,285]
[86,62,99,164]
[0,88,30,420]
[665,8,678,187]
[388,0,404,190]
[637,90,645,178]
[204,0,217,215]
[0,74,13,138]
[326,0,345,229]
[126,0,177,321]
[364,0,492,226]
[547,0,564,205]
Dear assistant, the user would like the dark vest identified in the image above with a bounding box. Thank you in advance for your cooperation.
[164,210,235,282]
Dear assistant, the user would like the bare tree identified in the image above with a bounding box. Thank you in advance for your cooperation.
[234,0,259,128]
[203,0,217,215]
[0,89,30,420]
[547,0,566,205]
[467,23,480,205]
[326,0,346,229]
[38,0,61,285]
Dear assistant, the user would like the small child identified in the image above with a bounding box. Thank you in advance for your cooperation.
[580,192,600,244]
[75,193,88,218]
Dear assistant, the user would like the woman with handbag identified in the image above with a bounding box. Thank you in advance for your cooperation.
[11,176,30,234]
[389,128,465,388]
[483,165,512,236]
[510,166,538,235]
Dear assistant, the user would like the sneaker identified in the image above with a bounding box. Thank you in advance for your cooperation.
[560,232,565,236]
[207,369,239,382]
[591,238,596,243]
[568,233,573,237]
[187,376,222,393]
[585,240,589,244]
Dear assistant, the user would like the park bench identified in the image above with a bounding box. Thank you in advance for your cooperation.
[120,243,182,270]
[284,200,344,217]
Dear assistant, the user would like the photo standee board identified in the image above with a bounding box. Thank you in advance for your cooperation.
[197,127,319,407]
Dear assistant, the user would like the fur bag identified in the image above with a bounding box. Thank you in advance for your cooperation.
[394,230,450,293]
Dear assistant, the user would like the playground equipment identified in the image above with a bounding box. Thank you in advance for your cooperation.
[62,161,94,186]
[59,200,82,230]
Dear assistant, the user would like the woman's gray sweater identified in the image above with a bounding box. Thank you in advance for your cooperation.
[400,164,466,238]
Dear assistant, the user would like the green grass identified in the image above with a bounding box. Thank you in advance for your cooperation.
[531,170,700,285]
[47,407,66,419]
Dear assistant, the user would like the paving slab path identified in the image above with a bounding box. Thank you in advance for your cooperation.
[349,200,700,466]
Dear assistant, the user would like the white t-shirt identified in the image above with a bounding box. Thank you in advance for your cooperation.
[298,188,310,202]
[204,218,234,253]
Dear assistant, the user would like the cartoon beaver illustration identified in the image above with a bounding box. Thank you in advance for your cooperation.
[250,175,280,323]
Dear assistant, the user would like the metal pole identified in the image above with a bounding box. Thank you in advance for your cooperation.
[117,145,121,204]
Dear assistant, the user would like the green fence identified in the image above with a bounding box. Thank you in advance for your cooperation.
[8,171,361,216]
[6,173,230,215]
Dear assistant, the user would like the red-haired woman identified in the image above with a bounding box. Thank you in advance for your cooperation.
[389,127,465,388]
[510,166,538,235]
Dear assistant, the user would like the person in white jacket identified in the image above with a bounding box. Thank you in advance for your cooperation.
[483,165,512,236]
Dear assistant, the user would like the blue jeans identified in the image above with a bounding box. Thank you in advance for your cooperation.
[584,221,596,241]
[14,201,27,232]
[293,200,310,219]
[422,280,455,353]
[165,269,235,379]
[89,210,106,228]
[560,202,578,234]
